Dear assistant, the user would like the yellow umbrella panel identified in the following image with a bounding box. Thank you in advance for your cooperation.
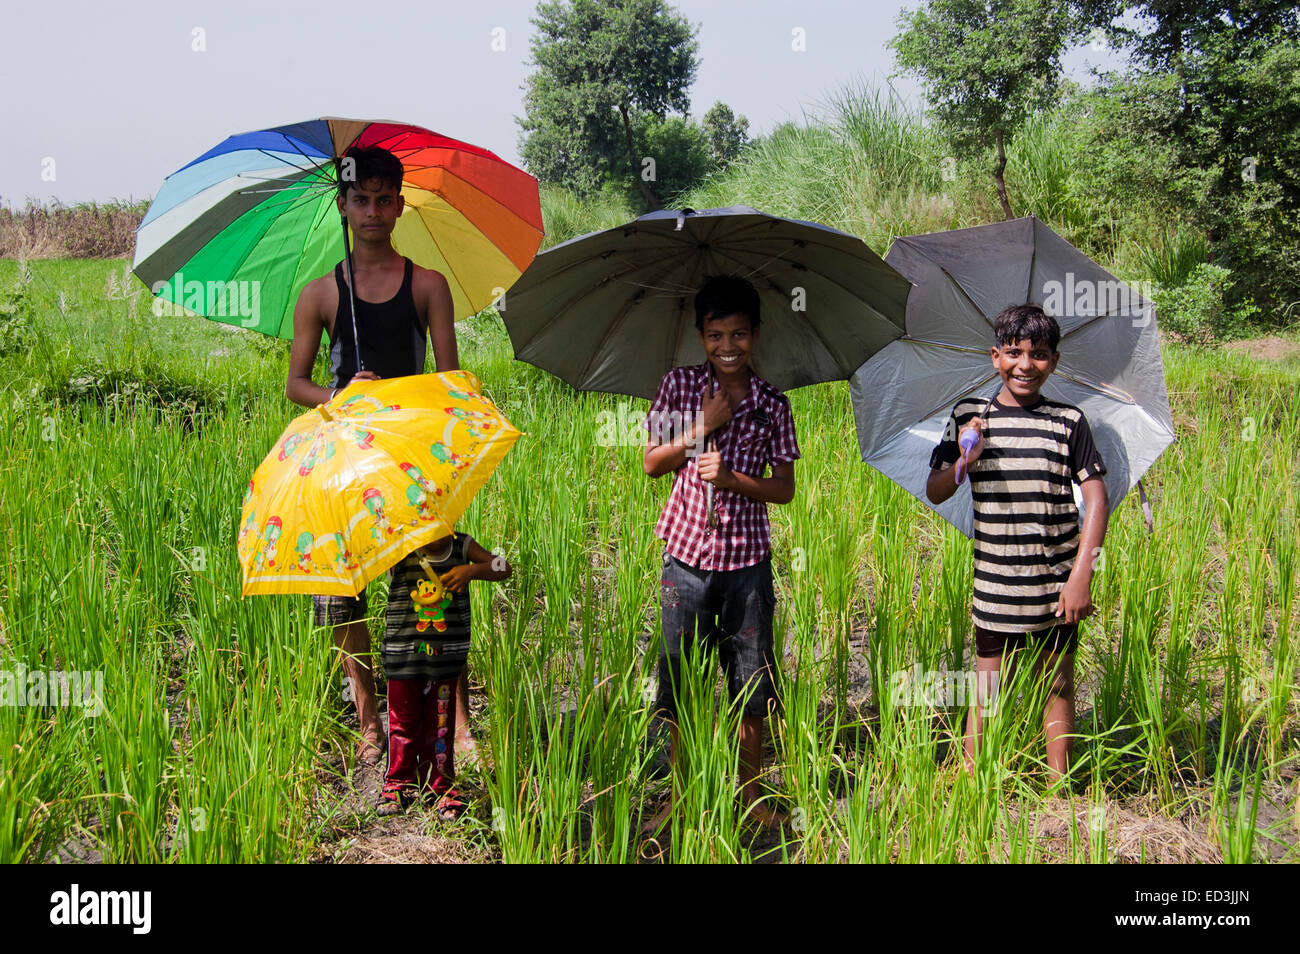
[238,371,520,596]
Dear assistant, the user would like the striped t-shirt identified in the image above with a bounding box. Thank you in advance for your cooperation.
[382,534,472,681]
[930,395,1106,635]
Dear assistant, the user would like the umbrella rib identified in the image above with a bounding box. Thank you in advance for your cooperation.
[574,253,689,386]
[513,247,696,348]
[679,234,906,334]
[252,145,325,176]
[1051,369,1137,404]
[904,241,997,329]
[919,373,999,423]
[900,335,989,355]
[1061,302,1146,338]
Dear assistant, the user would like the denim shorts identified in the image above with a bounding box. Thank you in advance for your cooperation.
[312,592,368,628]
[656,553,779,719]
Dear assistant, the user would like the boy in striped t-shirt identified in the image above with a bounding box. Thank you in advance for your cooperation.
[926,304,1109,780]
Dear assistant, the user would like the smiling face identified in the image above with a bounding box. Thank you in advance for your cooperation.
[336,177,404,242]
[991,337,1059,405]
[698,312,757,379]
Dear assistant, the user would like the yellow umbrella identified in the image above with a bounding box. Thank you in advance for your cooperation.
[238,370,520,596]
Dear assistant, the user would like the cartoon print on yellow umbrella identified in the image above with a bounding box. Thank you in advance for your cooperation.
[238,371,521,597]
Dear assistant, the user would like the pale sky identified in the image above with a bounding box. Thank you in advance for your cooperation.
[1,0,1121,204]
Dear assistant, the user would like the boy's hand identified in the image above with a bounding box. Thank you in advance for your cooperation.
[959,418,985,465]
[698,450,734,489]
[439,564,478,593]
[699,387,734,434]
[1055,576,1094,624]
[352,370,380,382]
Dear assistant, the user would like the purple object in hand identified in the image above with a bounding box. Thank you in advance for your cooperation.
[954,428,979,485]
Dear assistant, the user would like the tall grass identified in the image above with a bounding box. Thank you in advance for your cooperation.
[2,233,1297,863]
[0,200,147,259]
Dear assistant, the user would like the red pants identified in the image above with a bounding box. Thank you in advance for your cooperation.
[385,677,456,798]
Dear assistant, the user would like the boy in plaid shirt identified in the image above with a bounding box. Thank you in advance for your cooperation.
[643,275,800,826]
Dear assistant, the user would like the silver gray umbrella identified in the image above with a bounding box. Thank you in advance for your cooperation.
[502,206,911,400]
[850,216,1175,537]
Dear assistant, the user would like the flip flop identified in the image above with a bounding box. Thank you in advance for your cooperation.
[433,789,467,823]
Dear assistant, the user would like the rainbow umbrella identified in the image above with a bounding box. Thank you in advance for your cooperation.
[132,118,544,338]
[238,370,521,596]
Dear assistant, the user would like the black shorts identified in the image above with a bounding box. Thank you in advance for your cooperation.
[312,592,368,628]
[974,623,1078,659]
[656,554,779,719]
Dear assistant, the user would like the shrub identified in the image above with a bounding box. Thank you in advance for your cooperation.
[1152,263,1256,345]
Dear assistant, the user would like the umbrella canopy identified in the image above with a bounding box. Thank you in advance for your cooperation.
[501,206,911,400]
[850,216,1175,537]
[133,118,544,337]
[238,371,520,596]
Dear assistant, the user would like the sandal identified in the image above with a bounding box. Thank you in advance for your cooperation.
[377,782,414,816]
[433,789,467,822]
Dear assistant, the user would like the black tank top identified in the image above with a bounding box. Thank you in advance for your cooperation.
[329,257,426,388]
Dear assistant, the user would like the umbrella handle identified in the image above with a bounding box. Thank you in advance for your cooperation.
[705,368,718,528]
[339,212,364,374]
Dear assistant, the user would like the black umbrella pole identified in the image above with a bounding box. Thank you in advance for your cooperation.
[340,213,363,374]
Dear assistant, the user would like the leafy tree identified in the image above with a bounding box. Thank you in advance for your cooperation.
[890,0,1098,219]
[1088,3,1300,316]
[632,114,713,208]
[519,0,699,209]
[701,102,751,171]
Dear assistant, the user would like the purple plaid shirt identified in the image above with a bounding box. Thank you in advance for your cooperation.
[646,364,801,570]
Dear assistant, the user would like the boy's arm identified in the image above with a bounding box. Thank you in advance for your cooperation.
[697,393,798,504]
[701,458,795,504]
[439,537,511,592]
[286,279,333,408]
[643,384,730,478]
[1056,476,1109,624]
[414,268,458,372]
[643,416,712,477]
[926,416,983,504]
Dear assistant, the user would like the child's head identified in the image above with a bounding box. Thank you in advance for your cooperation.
[694,275,761,333]
[695,275,761,377]
[338,145,405,199]
[990,303,1061,403]
[993,304,1060,353]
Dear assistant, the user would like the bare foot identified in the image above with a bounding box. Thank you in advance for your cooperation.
[455,731,481,770]
[640,798,673,837]
[357,728,385,767]
[741,802,787,831]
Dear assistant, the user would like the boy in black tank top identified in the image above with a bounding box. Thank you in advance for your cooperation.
[285,145,459,773]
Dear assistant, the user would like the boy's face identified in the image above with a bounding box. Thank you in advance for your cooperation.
[698,312,757,376]
[336,177,404,240]
[991,337,1059,402]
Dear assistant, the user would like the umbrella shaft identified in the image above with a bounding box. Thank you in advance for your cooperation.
[340,213,364,373]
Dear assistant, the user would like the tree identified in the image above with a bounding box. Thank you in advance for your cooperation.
[519,0,699,209]
[891,0,1098,219]
[632,114,713,208]
[701,102,751,171]
[1090,3,1300,315]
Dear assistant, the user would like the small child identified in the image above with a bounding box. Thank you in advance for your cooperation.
[925,304,1109,781]
[378,532,510,818]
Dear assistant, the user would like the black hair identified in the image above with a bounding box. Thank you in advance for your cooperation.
[993,303,1060,352]
[694,275,761,332]
[338,145,405,198]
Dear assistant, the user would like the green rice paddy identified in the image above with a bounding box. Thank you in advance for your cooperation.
[0,259,1297,863]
